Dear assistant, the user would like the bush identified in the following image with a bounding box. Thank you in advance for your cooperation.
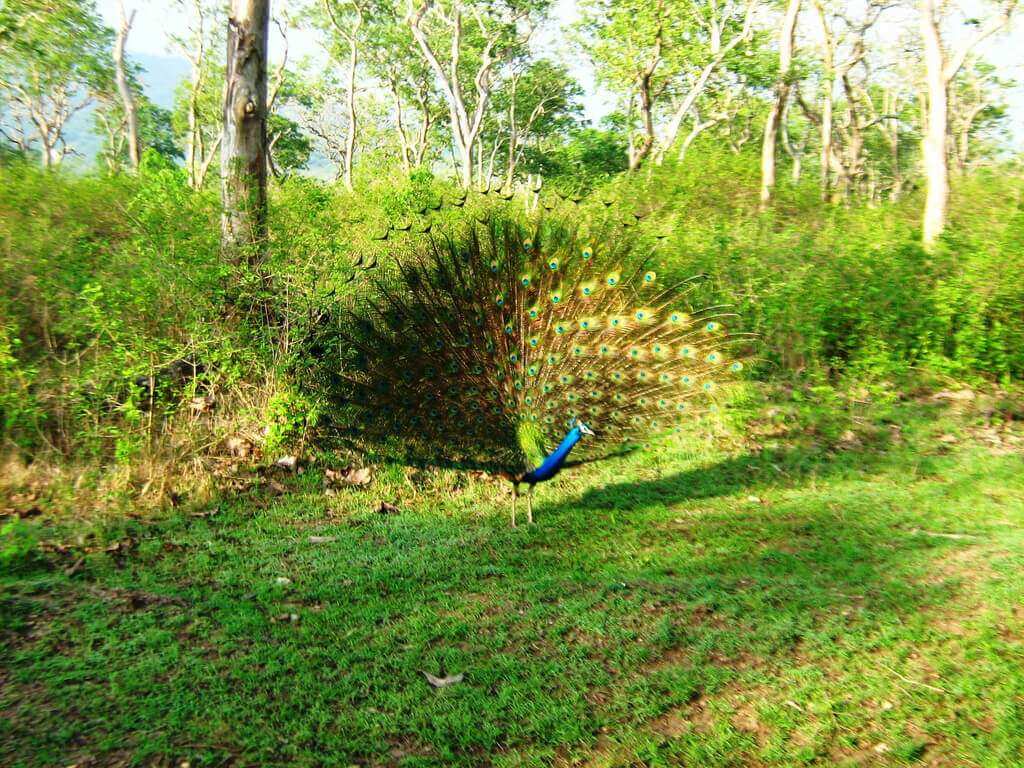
[1,148,1021,477]
[0,516,38,572]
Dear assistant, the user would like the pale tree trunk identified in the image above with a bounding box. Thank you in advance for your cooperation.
[180,0,207,189]
[114,2,141,171]
[631,74,656,170]
[760,0,801,208]
[955,101,986,173]
[389,79,412,174]
[629,1,664,171]
[505,79,551,187]
[412,88,432,166]
[655,0,755,163]
[812,0,834,201]
[676,103,727,161]
[323,0,362,190]
[475,141,483,188]
[266,15,290,178]
[919,0,948,248]
[221,0,270,264]
[2,75,87,167]
[505,75,518,188]
[880,89,902,199]
[409,1,516,188]
[343,24,358,189]
[820,87,833,197]
[918,0,1016,249]
[485,137,501,185]
[780,102,804,182]
[186,78,199,184]
[838,71,868,199]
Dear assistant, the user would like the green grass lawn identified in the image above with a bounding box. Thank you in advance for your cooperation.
[3,387,1024,767]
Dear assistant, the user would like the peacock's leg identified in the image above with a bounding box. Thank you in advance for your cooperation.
[512,483,519,528]
[526,485,535,524]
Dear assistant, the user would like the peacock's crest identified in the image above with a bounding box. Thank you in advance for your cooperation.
[338,209,753,476]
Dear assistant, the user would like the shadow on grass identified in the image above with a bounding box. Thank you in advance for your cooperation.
[2,402,976,767]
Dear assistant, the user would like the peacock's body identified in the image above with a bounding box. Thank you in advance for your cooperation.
[340,209,749,525]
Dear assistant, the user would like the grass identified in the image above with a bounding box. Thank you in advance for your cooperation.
[2,385,1024,767]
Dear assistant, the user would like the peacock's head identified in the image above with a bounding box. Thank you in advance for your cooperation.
[577,421,595,437]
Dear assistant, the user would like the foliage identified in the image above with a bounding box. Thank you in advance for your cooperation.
[0,0,114,165]
[2,149,1023,464]
[0,516,37,572]
[532,126,629,189]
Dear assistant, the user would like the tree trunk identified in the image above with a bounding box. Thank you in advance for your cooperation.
[819,86,833,199]
[389,81,411,174]
[221,0,270,265]
[812,0,836,201]
[505,76,518,189]
[408,3,502,189]
[459,138,473,187]
[919,0,947,249]
[629,72,657,170]
[343,28,358,190]
[760,0,801,208]
[114,3,141,171]
[413,89,431,166]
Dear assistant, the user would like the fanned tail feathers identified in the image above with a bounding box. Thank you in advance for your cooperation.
[339,210,753,476]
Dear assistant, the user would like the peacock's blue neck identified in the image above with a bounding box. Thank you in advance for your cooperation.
[521,426,583,485]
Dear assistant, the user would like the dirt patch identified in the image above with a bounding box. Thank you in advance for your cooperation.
[649,693,715,739]
[923,543,997,586]
[730,700,768,746]
[640,646,689,672]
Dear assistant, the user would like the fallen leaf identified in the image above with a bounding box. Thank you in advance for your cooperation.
[324,466,373,488]
[342,467,372,486]
[422,671,464,688]
[378,501,400,514]
[308,535,338,543]
[932,389,975,402]
[274,576,292,586]
[189,395,214,414]
[938,433,959,444]
[276,456,300,472]
[226,436,251,458]
[838,429,861,448]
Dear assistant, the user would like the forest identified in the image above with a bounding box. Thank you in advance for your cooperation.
[2,0,1024,765]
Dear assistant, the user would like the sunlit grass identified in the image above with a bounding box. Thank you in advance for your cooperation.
[2,386,1023,767]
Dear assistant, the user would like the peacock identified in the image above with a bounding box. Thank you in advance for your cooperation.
[336,208,751,526]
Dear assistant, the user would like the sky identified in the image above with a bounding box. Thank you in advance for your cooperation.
[96,0,1022,145]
